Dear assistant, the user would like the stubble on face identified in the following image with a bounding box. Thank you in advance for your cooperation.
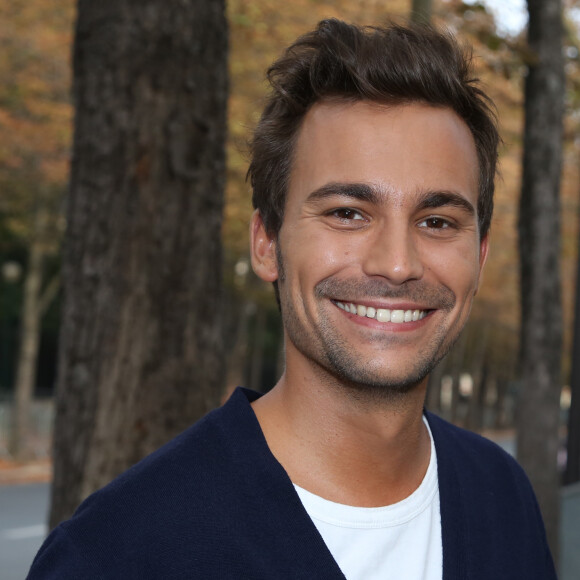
[265,102,485,407]
[275,247,467,404]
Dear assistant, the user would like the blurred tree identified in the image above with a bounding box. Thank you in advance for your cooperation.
[564,227,580,485]
[517,0,564,559]
[563,0,580,489]
[0,0,73,459]
[9,182,61,460]
[49,0,228,527]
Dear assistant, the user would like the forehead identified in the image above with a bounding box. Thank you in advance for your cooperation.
[288,101,479,209]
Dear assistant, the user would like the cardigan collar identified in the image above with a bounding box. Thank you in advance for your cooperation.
[225,387,467,579]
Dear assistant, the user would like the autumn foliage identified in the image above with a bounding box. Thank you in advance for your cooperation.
[1,0,579,405]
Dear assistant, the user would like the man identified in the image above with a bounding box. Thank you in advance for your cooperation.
[29,19,556,579]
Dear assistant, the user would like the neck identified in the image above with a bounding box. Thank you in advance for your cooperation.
[251,362,431,507]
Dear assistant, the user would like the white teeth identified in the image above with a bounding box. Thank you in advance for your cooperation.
[390,310,405,323]
[376,308,391,322]
[335,301,427,324]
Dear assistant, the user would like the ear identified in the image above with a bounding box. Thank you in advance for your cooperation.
[474,232,489,295]
[250,210,279,282]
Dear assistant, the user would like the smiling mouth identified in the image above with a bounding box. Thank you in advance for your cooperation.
[333,300,429,323]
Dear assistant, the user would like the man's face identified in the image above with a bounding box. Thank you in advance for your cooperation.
[251,101,488,396]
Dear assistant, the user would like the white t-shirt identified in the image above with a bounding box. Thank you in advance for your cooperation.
[294,417,442,580]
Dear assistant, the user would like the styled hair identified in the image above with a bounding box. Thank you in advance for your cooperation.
[248,18,499,238]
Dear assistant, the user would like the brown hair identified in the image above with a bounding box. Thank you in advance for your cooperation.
[248,18,499,238]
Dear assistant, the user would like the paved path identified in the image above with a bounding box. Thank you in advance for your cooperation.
[0,483,49,580]
[561,482,580,580]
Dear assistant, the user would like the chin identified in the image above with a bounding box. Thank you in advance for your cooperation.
[324,357,435,401]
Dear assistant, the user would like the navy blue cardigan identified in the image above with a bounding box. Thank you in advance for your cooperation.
[28,388,556,579]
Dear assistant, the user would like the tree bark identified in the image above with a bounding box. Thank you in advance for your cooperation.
[517,0,564,560]
[49,0,228,528]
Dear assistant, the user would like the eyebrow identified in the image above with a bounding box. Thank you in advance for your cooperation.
[305,182,381,204]
[416,191,476,216]
[306,182,476,217]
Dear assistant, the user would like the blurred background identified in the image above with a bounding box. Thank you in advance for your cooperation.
[0,0,579,578]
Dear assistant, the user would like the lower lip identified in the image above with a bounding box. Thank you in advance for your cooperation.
[335,304,433,331]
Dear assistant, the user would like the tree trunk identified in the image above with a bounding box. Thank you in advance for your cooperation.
[517,0,564,560]
[49,0,228,528]
[494,376,510,429]
[9,196,49,461]
[410,0,432,24]
[564,216,580,485]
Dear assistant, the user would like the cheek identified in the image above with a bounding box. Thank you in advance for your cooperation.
[285,229,358,281]
[423,243,481,295]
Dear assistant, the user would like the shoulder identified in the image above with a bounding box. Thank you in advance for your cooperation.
[86,387,264,506]
[28,388,266,578]
[424,410,544,537]
[425,410,529,487]
[425,411,556,579]
[87,388,257,505]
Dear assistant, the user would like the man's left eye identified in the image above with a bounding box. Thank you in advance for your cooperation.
[419,217,451,229]
[332,208,364,220]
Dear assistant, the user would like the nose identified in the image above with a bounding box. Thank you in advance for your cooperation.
[361,223,424,284]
